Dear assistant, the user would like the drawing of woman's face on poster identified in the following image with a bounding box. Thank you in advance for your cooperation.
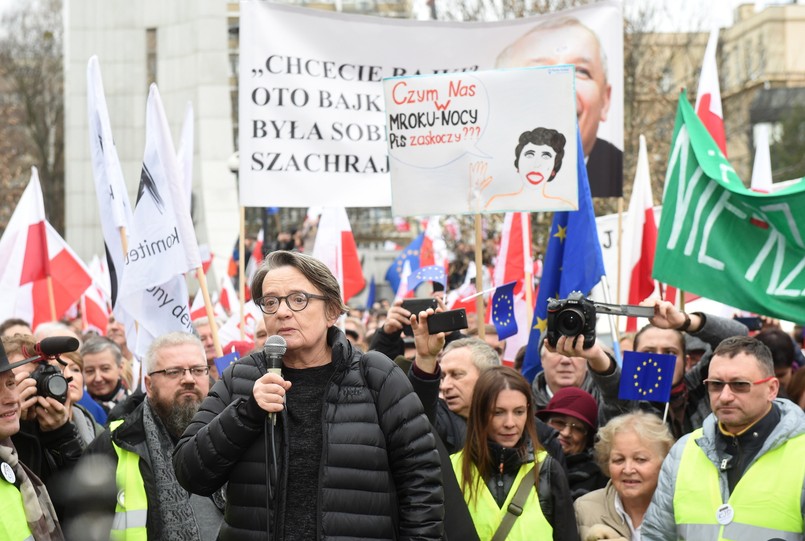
[514,128,566,190]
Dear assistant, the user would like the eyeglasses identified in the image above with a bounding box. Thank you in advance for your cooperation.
[703,376,775,394]
[547,417,588,437]
[149,366,209,379]
[254,292,327,315]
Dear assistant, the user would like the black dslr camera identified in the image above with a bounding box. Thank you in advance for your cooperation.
[546,291,597,349]
[30,362,71,404]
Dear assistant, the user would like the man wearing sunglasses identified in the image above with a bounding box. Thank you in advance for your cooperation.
[75,332,223,540]
[643,336,805,541]
[634,298,749,439]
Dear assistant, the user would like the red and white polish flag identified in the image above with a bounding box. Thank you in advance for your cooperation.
[311,207,366,304]
[492,212,534,363]
[695,28,727,156]
[0,168,92,328]
[622,135,659,332]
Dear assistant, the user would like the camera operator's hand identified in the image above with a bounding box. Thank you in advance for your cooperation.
[411,309,445,375]
[640,297,701,333]
[16,371,39,422]
[381,300,411,335]
[35,395,71,432]
[545,335,612,374]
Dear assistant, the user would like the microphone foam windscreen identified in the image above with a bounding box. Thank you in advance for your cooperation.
[264,335,287,357]
[37,336,80,356]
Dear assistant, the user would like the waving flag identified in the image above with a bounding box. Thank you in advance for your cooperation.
[408,265,447,293]
[312,207,366,303]
[385,233,424,293]
[491,281,518,340]
[116,84,202,355]
[750,123,773,193]
[87,56,134,306]
[618,351,675,402]
[522,132,606,383]
[695,28,727,156]
[421,216,449,269]
[0,170,93,327]
[364,275,376,311]
[493,212,534,361]
[622,135,658,331]
[653,92,805,323]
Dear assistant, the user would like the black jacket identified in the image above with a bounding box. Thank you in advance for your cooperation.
[12,418,84,520]
[78,401,223,539]
[484,442,580,541]
[173,328,444,541]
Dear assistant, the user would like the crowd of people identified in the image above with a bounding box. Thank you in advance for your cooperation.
[1,250,805,540]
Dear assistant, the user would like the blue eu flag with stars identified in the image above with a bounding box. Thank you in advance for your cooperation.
[618,351,676,402]
[385,233,424,292]
[408,265,447,292]
[521,130,606,383]
[491,281,518,340]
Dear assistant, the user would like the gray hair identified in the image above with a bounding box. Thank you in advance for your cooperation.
[443,337,501,371]
[495,16,609,83]
[80,336,123,367]
[250,250,348,319]
[594,411,674,477]
[33,321,81,343]
[144,332,205,374]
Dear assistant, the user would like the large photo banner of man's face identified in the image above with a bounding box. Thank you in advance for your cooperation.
[238,0,622,208]
[496,14,623,198]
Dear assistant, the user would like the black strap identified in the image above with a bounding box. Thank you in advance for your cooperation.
[491,464,536,541]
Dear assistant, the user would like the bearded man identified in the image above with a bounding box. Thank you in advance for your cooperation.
[80,332,223,540]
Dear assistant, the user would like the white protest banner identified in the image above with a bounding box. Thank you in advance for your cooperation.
[383,67,576,215]
[238,0,623,207]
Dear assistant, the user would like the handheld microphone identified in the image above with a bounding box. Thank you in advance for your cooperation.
[263,335,287,424]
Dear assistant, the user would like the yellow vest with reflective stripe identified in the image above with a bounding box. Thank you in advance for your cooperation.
[451,450,553,541]
[0,479,34,541]
[674,428,805,541]
[109,419,148,541]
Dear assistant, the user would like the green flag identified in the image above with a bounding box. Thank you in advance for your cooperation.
[654,91,805,322]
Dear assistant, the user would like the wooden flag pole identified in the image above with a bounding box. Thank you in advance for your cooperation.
[238,207,246,341]
[46,276,57,321]
[196,267,223,358]
[474,214,485,339]
[118,225,143,388]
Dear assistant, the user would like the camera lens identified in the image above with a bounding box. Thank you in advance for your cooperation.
[45,375,69,401]
[557,308,585,336]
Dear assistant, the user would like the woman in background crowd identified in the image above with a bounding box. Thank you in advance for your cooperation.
[453,365,579,541]
[537,387,608,500]
[574,411,674,541]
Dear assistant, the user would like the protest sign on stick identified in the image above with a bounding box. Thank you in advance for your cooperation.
[383,67,578,216]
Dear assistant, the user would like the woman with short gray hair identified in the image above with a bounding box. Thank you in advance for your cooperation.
[574,411,674,540]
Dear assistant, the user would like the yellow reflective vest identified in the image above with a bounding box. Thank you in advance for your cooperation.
[0,478,34,541]
[674,428,805,541]
[451,450,553,541]
[109,419,148,541]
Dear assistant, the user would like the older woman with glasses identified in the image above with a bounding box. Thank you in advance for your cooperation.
[173,251,444,541]
[574,411,674,541]
[537,387,608,500]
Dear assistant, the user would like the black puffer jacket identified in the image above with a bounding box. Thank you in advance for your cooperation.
[173,328,444,541]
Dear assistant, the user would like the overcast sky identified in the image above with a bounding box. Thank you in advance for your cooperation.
[0,0,770,32]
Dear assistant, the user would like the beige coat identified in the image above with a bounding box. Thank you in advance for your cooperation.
[573,481,631,541]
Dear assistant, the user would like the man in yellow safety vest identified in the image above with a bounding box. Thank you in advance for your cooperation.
[642,335,805,541]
